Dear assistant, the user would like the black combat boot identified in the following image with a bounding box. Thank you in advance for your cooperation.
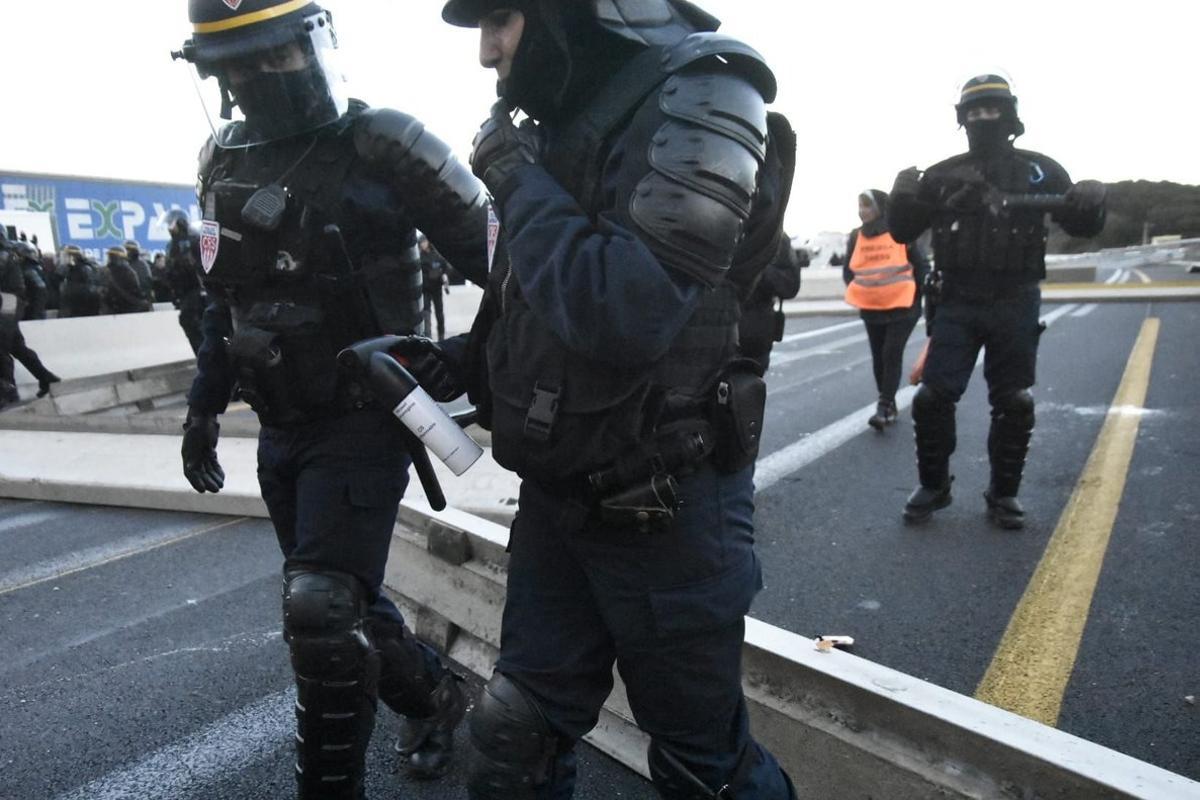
[904,386,956,523]
[986,389,1035,530]
[394,673,467,779]
[37,371,60,398]
[984,490,1025,530]
[867,398,888,432]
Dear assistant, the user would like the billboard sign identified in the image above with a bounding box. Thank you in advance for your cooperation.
[0,170,199,261]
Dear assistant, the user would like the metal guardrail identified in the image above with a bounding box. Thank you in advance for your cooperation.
[386,503,1200,800]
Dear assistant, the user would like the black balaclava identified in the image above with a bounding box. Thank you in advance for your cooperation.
[963,101,1019,158]
[503,1,642,122]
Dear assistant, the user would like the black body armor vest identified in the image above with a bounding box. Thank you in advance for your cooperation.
[927,151,1054,293]
[483,37,790,483]
[198,103,424,426]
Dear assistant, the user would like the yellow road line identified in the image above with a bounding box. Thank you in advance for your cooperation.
[0,517,249,597]
[974,317,1161,725]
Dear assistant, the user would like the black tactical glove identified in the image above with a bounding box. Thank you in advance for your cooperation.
[470,101,542,195]
[1065,180,1106,213]
[182,412,225,494]
[891,167,923,200]
[389,336,465,403]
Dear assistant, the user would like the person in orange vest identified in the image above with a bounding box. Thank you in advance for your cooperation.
[844,189,928,430]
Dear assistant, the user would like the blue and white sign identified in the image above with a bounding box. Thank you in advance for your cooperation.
[0,171,199,262]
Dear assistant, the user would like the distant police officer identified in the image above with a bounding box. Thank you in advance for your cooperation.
[162,209,207,353]
[0,239,59,401]
[888,74,1106,528]
[431,2,798,797]
[173,2,490,797]
[124,239,156,301]
[15,241,50,321]
[103,245,153,314]
[740,235,803,373]
[57,245,103,318]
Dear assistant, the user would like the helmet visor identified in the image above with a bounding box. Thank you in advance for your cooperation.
[183,10,349,148]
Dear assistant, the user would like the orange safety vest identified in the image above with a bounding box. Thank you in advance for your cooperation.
[845,231,916,311]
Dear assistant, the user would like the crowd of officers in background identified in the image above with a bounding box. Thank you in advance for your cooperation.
[3,234,187,320]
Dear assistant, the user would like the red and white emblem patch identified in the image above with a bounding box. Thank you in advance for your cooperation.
[200,221,221,273]
[222,0,243,10]
[486,204,500,271]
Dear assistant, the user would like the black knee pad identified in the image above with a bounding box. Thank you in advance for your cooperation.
[992,388,1035,426]
[912,383,954,423]
[467,673,558,800]
[282,568,370,679]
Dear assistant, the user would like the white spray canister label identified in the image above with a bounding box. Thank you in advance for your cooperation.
[392,387,483,476]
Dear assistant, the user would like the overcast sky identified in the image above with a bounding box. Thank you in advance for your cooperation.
[3,1,1196,237]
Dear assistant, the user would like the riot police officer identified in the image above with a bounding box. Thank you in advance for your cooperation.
[423,2,798,797]
[15,241,49,321]
[739,235,803,373]
[124,239,156,301]
[888,74,1106,529]
[0,239,59,401]
[173,2,489,797]
[162,209,207,353]
[103,245,153,314]
[57,245,103,318]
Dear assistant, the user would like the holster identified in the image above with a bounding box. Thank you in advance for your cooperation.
[597,473,680,534]
[710,358,766,473]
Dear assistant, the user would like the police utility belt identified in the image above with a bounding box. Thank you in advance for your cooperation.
[531,359,766,533]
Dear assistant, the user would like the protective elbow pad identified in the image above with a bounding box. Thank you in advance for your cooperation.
[354,108,490,274]
[467,673,558,799]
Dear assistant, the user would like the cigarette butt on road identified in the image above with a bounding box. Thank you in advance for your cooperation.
[815,635,855,652]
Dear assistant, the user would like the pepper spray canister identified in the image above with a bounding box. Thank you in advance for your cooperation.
[366,351,483,476]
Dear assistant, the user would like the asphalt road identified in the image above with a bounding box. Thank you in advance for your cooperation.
[751,261,1199,780]
[0,503,652,799]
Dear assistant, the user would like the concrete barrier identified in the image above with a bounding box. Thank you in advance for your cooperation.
[1,428,1195,799]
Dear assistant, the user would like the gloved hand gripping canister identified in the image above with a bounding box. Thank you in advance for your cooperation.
[338,337,483,477]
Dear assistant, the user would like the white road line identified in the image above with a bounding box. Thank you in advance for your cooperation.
[0,518,247,595]
[756,303,1078,493]
[1133,268,1151,284]
[771,333,867,367]
[0,510,61,534]
[1104,269,1126,285]
[1070,304,1098,318]
[778,319,861,344]
[53,690,293,800]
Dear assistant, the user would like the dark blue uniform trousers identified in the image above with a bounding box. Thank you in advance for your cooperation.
[923,286,1042,403]
[256,409,445,677]
[497,462,793,799]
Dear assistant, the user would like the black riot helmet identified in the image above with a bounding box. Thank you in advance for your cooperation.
[955,73,1024,138]
[174,0,349,147]
[14,241,40,264]
[441,0,720,120]
[163,208,192,240]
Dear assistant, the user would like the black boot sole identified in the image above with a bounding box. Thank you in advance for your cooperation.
[868,416,885,432]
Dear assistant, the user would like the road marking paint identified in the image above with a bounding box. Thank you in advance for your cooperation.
[1133,268,1151,284]
[0,510,62,534]
[778,319,862,345]
[0,517,248,596]
[53,689,293,800]
[1070,304,1098,318]
[974,317,1161,726]
[1104,269,1125,285]
[756,304,1077,493]
[771,333,868,368]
